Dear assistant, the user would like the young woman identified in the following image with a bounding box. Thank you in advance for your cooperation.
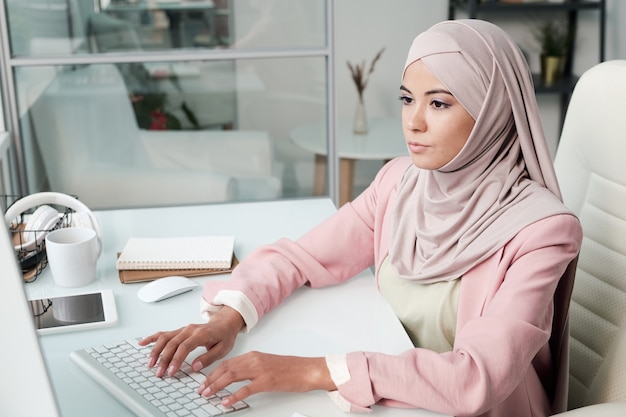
[140,20,582,416]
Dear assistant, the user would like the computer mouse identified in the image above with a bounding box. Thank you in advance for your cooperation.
[137,276,200,303]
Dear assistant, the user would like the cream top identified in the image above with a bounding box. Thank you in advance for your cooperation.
[378,256,460,353]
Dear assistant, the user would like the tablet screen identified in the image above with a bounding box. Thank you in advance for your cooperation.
[30,292,105,330]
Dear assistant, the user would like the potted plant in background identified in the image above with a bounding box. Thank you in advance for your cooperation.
[534,19,572,86]
[122,63,200,131]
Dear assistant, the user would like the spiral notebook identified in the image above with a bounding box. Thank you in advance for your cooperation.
[116,236,235,271]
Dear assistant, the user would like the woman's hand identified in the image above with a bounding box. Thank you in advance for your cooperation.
[139,306,245,377]
[198,352,337,407]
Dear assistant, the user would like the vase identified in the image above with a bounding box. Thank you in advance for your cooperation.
[540,55,565,86]
[353,96,368,135]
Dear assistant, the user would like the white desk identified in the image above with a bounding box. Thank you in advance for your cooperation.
[25,198,446,417]
[290,118,407,206]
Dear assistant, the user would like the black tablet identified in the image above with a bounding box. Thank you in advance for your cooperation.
[29,290,118,335]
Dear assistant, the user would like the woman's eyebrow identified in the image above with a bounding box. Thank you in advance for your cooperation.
[425,88,453,96]
[400,85,454,97]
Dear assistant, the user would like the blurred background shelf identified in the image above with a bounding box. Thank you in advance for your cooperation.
[448,0,606,130]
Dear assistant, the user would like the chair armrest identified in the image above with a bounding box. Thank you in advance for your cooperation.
[552,402,626,417]
[140,129,275,177]
[59,164,237,210]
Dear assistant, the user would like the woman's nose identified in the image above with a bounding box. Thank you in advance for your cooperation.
[405,104,426,131]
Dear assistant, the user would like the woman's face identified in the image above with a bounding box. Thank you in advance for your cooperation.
[400,60,475,170]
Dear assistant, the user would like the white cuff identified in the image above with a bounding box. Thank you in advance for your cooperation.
[199,290,259,333]
[327,390,353,412]
[325,353,350,385]
[325,354,354,412]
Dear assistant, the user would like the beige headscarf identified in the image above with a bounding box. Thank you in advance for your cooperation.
[389,19,572,282]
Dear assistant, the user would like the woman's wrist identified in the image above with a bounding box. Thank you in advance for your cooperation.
[214,305,246,332]
[304,357,337,392]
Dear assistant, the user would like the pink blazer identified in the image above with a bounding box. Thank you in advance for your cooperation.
[203,157,582,417]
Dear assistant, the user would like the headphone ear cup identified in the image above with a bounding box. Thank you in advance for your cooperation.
[20,205,60,251]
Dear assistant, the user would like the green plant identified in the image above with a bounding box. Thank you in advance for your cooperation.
[122,63,200,131]
[534,19,572,57]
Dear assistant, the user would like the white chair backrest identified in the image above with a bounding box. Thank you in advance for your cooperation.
[140,129,275,177]
[554,60,626,410]
[28,64,144,191]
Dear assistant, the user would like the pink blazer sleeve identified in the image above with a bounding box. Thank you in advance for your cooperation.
[202,158,410,323]
[336,214,582,416]
[200,158,409,321]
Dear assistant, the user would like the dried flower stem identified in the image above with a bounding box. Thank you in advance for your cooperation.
[347,47,385,99]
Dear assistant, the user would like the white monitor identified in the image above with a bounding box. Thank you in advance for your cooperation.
[0,221,61,417]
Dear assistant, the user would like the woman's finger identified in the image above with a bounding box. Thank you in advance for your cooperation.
[139,330,178,369]
[157,325,210,376]
[139,307,245,377]
[190,339,232,372]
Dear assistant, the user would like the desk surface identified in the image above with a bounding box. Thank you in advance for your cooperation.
[26,198,446,417]
[290,118,407,160]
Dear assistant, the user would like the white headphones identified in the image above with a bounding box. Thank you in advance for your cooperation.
[4,192,102,258]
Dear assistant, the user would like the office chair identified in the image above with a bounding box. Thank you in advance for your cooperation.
[551,60,626,415]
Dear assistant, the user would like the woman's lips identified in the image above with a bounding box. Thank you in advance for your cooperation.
[407,142,428,153]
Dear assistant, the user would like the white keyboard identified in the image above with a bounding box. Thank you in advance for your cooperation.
[70,338,249,417]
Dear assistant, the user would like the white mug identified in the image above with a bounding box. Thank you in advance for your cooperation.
[45,227,99,287]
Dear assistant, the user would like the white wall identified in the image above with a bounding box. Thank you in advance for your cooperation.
[334,0,447,190]
[334,1,447,120]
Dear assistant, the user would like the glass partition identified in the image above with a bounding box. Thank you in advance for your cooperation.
[6,0,326,57]
[14,56,327,209]
[2,0,331,209]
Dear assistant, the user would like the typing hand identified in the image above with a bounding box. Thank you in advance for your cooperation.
[197,352,336,407]
[139,306,244,378]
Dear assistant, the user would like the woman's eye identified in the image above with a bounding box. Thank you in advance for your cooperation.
[431,99,450,109]
[398,95,413,105]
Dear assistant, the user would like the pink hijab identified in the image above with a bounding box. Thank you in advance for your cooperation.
[389,19,572,282]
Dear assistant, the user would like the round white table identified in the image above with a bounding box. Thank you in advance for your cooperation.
[290,117,407,205]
